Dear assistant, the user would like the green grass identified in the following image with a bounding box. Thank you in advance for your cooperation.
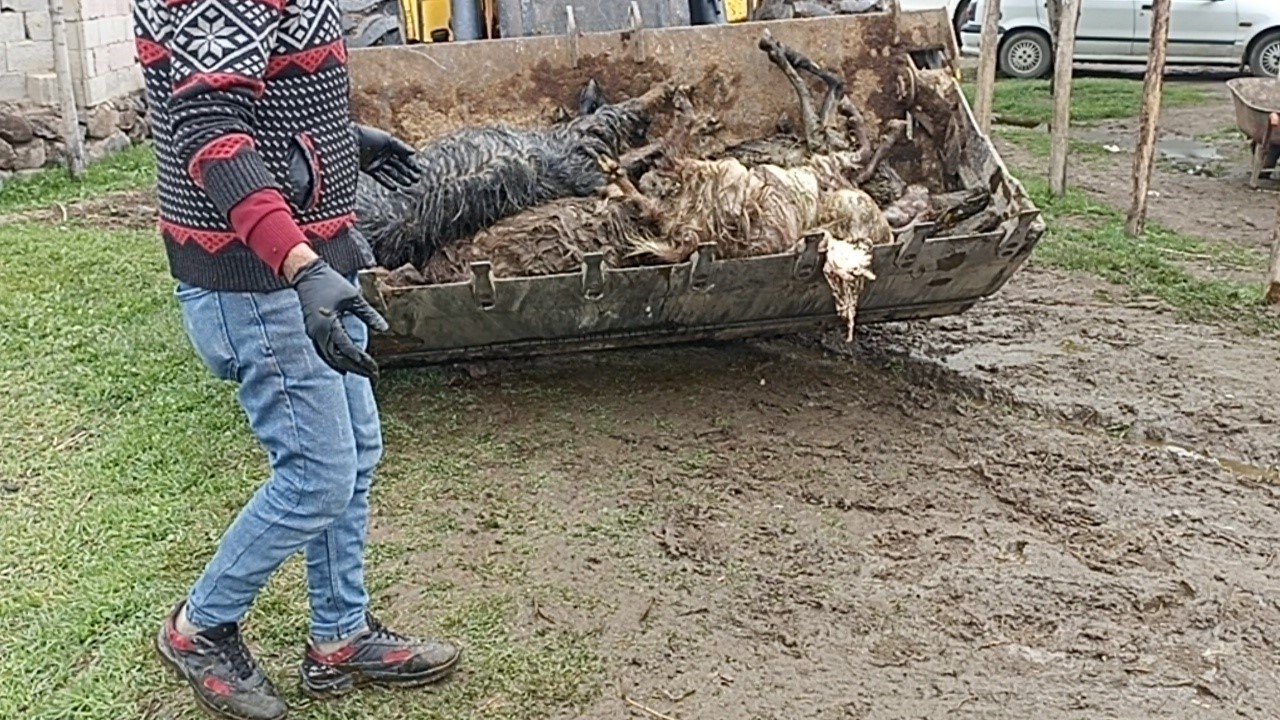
[1020,176,1278,332]
[0,143,156,214]
[995,126,1115,162]
[0,219,603,718]
[962,77,1210,127]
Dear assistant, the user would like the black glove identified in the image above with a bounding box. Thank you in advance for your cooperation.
[355,124,421,191]
[291,258,389,379]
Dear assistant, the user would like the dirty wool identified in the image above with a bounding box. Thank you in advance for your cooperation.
[359,32,995,340]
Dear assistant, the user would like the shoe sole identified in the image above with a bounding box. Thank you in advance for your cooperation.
[299,649,462,700]
[155,629,288,720]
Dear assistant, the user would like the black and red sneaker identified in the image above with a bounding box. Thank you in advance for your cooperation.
[155,603,288,720]
[299,614,460,698]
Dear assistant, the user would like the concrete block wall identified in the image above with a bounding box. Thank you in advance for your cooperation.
[66,0,141,107]
[0,0,141,107]
[0,1,56,103]
[0,0,145,177]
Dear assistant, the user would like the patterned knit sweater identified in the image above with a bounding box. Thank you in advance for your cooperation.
[134,0,370,292]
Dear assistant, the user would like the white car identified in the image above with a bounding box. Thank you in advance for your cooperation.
[959,0,1280,79]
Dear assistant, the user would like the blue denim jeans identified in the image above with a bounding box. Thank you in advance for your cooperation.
[174,279,382,643]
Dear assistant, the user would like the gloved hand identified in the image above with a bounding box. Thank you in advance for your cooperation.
[291,258,389,379]
[355,124,421,191]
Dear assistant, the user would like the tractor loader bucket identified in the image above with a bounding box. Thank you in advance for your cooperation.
[347,9,1044,367]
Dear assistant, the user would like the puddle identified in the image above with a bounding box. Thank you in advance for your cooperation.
[1074,131,1223,160]
[1074,130,1227,174]
[1157,138,1224,164]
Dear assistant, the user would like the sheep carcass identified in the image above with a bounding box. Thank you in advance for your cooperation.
[356,83,675,271]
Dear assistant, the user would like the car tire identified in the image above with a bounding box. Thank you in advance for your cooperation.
[999,29,1053,80]
[1248,30,1280,79]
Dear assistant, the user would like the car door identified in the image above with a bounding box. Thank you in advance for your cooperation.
[1135,0,1239,60]
[1073,0,1139,58]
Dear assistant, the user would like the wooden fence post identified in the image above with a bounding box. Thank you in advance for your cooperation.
[1125,0,1172,237]
[973,0,1002,134]
[48,0,86,179]
[1267,59,1280,303]
[1047,0,1080,196]
[1266,201,1280,304]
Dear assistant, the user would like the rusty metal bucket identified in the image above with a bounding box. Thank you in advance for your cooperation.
[347,9,1045,367]
[1227,77,1280,188]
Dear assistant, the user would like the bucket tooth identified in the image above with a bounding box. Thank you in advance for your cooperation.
[895,221,937,269]
[690,242,718,292]
[998,210,1039,259]
[794,232,825,281]
[582,252,606,301]
[357,269,389,317]
[470,261,496,309]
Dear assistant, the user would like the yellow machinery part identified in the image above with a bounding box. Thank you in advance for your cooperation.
[724,0,750,22]
[400,0,452,43]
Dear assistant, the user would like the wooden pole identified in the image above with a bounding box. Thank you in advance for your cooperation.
[1267,58,1280,303]
[973,0,1002,134]
[1125,0,1172,237]
[48,0,86,179]
[1266,199,1280,304]
[1047,0,1080,196]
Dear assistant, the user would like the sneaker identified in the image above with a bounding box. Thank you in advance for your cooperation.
[155,603,288,720]
[299,614,460,698]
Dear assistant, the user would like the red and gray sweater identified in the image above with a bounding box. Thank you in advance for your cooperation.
[135,0,370,292]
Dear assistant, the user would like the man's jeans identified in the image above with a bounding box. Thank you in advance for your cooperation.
[174,280,382,643]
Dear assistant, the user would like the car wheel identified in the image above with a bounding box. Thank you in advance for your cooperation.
[1249,31,1280,78]
[999,30,1053,79]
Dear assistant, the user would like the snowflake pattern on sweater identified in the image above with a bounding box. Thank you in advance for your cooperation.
[134,0,366,292]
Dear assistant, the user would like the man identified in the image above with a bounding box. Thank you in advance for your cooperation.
[133,2,459,718]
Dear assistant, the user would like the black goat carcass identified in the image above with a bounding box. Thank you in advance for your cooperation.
[355,83,674,271]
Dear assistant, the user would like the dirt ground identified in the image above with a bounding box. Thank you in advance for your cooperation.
[370,260,1280,719]
[1007,70,1277,253]
[366,73,1280,719]
[36,74,1280,718]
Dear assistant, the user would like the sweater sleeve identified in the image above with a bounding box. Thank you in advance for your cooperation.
[228,189,311,276]
[165,0,285,217]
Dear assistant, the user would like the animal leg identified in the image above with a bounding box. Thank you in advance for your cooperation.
[642,90,717,170]
[838,98,873,159]
[614,81,680,117]
[855,119,908,186]
[775,42,846,128]
[597,155,665,226]
[578,78,609,116]
[759,30,823,152]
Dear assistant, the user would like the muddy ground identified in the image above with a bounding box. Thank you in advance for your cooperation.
[1003,69,1277,253]
[368,73,1280,719]
[372,297,1280,719]
[46,74,1280,718]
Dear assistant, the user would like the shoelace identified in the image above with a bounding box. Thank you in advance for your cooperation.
[198,630,257,682]
[366,616,411,645]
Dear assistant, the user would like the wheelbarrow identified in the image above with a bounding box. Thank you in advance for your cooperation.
[1227,77,1280,188]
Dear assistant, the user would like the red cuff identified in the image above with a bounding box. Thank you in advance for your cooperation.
[228,189,310,275]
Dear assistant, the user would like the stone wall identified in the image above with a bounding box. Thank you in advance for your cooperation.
[0,92,145,181]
